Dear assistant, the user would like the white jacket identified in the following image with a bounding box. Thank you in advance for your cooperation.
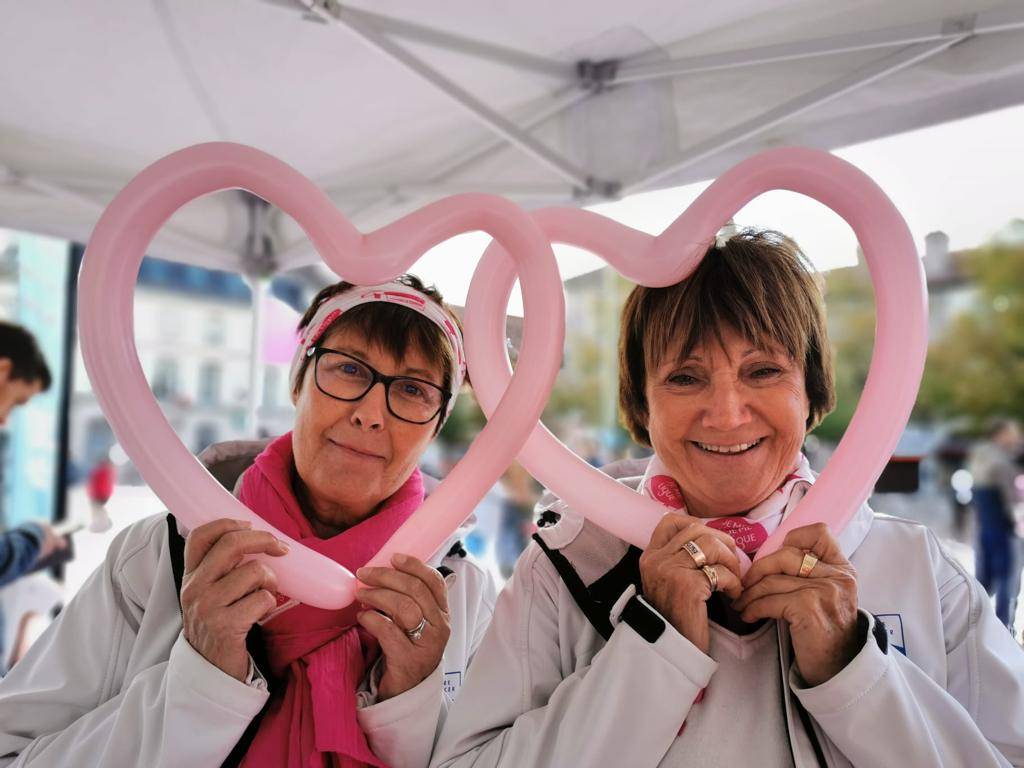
[0,442,499,768]
[431,458,1024,768]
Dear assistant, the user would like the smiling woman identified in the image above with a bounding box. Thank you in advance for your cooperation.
[0,275,499,768]
[432,229,1024,768]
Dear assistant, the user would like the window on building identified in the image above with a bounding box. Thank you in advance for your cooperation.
[194,423,220,454]
[198,362,222,406]
[152,359,178,400]
[205,311,226,345]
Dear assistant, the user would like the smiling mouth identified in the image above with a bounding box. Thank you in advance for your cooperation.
[692,438,764,455]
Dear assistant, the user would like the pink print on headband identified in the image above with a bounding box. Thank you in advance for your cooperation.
[307,309,342,347]
[359,290,427,310]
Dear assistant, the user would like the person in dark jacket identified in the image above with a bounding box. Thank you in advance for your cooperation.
[968,418,1022,630]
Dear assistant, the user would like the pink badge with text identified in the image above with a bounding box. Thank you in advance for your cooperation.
[649,476,685,509]
[706,517,768,554]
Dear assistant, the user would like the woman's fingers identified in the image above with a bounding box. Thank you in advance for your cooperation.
[781,523,844,564]
[357,609,412,655]
[734,573,812,613]
[661,527,741,577]
[226,587,279,628]
[191,529,289,585]
[357,559,448,624]
[211,559,280,607]
[356,586,426,632]
[184,519,252,574]
[705,563,743,600]
[647,513,695,550]
[741,545,811,589]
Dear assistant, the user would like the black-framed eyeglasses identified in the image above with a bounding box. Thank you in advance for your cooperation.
[308,347,449,425]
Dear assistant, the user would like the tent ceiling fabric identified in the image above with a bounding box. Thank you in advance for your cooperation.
[2,0,1023,277]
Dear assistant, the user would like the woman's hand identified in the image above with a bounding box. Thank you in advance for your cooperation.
[180,519,289,681]
[734,523,861,686]
[639,513,743,654]
[356,554,451,701]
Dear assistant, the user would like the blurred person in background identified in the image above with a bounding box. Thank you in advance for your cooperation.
[968,418,1023,631]
[0,322,68,672]
[496,463,539,579]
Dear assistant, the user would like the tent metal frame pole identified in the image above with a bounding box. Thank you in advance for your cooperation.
[304,0,593,190]
[322,5,570,79]
[614,7,1024,83]
[621,38,963,196]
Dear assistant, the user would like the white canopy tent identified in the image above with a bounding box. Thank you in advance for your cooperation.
[2,0,1024,285]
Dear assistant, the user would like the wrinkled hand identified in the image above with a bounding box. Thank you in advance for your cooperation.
[181,519,289,682]
[734,523,861,686]
[639,513,743,654]
[356,554,451,701]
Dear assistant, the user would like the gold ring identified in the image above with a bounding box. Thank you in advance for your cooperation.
[798,552,820,578]
[701,564,718,592]
[683,540,708,568]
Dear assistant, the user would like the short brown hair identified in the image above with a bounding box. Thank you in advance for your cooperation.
[293,274,464,406]
[618,229,835,445]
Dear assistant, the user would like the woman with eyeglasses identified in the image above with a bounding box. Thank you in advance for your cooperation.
[0,275,499,768]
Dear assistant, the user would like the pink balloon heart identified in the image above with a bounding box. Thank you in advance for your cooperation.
[79,142,565,610]
[465,147,927,567]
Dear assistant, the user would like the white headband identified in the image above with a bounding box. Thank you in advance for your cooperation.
[289,281,467,420]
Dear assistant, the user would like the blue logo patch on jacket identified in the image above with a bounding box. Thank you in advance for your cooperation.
[443,671,463,698]
[874,613,907,655]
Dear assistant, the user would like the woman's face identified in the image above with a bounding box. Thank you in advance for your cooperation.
[644,325,809,518]
[291,326,442,527]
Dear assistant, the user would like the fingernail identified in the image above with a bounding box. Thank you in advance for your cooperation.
[444,572,457,588]
[276,541,290,553]
[236,519,253,528]
[392,553,408,566]
[356,567,368,579]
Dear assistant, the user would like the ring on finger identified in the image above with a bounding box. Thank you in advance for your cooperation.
[405,616,427,641]
[683,540,708,568]
[798,551,820,578]
[701,564,719,592]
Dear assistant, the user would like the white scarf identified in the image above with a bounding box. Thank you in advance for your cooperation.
[638,452,815,555]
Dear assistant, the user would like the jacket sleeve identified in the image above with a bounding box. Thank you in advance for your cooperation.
[356,560,500,768]
[429,544,717,768]
[792,563,1024,766]
[0,518,269,767]
[0,524,44,589]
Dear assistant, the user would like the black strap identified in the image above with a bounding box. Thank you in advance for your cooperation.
[532,533,614,640]
[166,514,186,613]
[445,540,467,559]
[165,514,273,767]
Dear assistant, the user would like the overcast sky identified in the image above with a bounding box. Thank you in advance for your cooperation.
[411,103,1024,314]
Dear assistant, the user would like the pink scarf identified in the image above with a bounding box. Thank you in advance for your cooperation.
[237,433,424,768]
[638,452,814,554]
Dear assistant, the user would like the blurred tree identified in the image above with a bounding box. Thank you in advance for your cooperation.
[815,260,875,443]
[916,241,1024,428]
[815,233,1024,442]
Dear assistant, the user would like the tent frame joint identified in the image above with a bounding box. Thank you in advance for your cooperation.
[576,59,619,93]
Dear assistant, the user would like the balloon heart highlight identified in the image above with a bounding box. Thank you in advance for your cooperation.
[79,142,565,610]
[465,146,927,569]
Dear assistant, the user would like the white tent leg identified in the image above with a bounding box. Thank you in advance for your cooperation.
[304,1,593,190]
[245,277,268,438]
[622,38,963,196]
[614,7,1024,83]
